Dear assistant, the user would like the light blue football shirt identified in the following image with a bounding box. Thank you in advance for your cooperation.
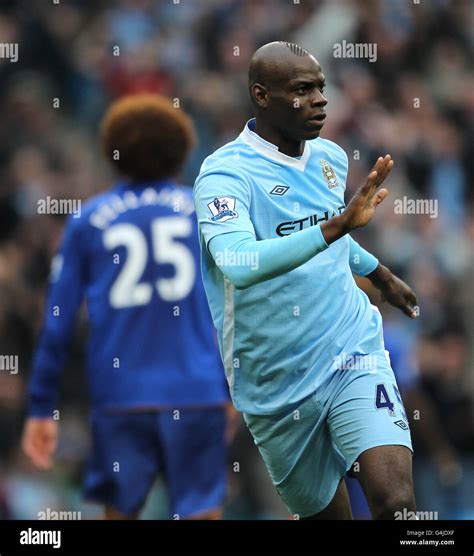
[194,118,383,415]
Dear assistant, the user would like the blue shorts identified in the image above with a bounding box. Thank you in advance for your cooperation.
[243,349,413,518]
[83,407,227,517]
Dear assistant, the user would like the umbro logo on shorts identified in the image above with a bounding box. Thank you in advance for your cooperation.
[394,420,409,430]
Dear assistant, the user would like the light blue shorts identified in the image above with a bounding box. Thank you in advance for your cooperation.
[243,349,413,518]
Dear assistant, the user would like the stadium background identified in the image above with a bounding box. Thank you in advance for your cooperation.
[0,0,472,519]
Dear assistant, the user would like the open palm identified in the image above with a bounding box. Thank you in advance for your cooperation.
[345,155,394,229]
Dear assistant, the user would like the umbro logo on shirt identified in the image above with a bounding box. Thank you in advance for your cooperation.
[270,185,289,196]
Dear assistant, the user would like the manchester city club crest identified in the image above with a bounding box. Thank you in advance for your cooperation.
[207,196,238,222]
[320,160,339,189]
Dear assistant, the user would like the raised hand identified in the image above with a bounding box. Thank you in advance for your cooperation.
[343,155,394,230]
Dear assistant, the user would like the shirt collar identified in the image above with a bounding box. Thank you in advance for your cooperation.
[239,118,311,172]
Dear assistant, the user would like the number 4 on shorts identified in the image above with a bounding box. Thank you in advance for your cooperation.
[375,383,396,416]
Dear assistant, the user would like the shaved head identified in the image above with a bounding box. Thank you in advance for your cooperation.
[247,41,328,150]
[248,41,313,91]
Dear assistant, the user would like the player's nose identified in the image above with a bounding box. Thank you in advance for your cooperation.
[310,91,327,107]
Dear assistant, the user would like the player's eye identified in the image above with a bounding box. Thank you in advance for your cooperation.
[296,86,308,95]
[319,84,326,93]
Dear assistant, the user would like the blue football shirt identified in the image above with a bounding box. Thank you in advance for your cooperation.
[194,119,384,414]
[28,180,229,415]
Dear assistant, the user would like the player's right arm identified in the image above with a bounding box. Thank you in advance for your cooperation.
[22,216,86,469]
[194,155,393,290]
[194,166,330,289]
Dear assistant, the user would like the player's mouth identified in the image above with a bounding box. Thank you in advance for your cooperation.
[308,113,326,124]
[307,113,326,128]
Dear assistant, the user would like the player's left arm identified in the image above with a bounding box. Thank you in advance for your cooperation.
[348,235,379,276]
[348,236,418,318]
[367,262,419,319]
[342,154,418,319]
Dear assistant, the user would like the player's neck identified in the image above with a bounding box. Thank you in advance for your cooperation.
[254,119,304,157]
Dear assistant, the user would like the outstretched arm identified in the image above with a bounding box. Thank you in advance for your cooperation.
[208,225,329,289]
[197,155,396,290]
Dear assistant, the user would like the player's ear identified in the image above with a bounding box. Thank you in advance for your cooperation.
[251,83,269,109]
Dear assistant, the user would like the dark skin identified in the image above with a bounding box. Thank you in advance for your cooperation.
[250,43,417,519]
[249,43,418,318]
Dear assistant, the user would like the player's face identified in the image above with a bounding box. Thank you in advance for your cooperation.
[267,57,327,141]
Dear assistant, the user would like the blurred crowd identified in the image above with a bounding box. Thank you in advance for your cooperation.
[0,0,472,519]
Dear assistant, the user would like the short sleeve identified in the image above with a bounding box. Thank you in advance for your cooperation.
[193,167,256,249]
